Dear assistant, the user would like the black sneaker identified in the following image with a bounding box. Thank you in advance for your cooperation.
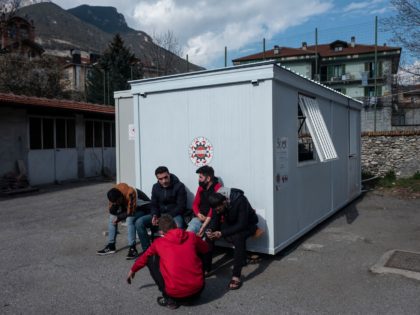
[126,246,138,260]
[96,244,116,256]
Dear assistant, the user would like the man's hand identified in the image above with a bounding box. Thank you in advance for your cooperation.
[112,218,119,225]
[197,228,204,238]
[197,213,206,222]
[211,231,222,240]
[208,231,222,240]
[127,270,135,284]
[152,215,159,226]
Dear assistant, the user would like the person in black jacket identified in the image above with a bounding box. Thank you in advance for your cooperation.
[207,187,258,290]
[135,166,187,251]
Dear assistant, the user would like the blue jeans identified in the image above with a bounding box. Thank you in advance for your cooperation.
[135,214,184,251]
[187,217,202,234]
[108,210,146,247]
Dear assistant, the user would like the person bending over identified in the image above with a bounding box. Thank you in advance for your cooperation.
[127,214,209,310]
[97,183,150,259]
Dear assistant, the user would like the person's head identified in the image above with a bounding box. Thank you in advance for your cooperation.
[107,188,123,205]
[196,165,215,189]
[159,214,177,234]
[208,192,228,214]
[155,166,171,188]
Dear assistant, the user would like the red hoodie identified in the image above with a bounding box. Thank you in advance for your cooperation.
[131,229,209,298]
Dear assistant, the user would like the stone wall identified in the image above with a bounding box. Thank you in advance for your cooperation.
[361,131,420,178]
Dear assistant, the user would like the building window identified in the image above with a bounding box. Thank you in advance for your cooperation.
[85,121,94,147]
[29,117,54,150]
[29,117,76,150]
[29,117,42,149]
[103,121,116,147]
[56,118,76,148]
[94,121,102,148]
[298,95,338,162]
[42,118,54,149]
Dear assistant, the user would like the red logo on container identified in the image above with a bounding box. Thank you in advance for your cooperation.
[189,137,213,166]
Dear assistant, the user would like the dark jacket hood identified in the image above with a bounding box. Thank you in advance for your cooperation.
[229,188,244,204]
[164,228,189,244]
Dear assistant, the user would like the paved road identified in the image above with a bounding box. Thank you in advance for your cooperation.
[1,181,420,314]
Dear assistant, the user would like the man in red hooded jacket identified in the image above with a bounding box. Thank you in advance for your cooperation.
[127,214,209,309]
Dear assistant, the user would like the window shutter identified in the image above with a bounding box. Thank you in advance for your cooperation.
[298,95,338,162]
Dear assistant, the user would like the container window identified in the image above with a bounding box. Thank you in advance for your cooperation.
[298,105,315,162]
[298,95,338,162]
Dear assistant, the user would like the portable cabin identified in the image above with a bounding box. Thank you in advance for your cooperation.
[114,61,362,254]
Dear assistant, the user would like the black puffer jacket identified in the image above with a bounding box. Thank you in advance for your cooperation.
[150,174,187,218]
[210,188,258,237]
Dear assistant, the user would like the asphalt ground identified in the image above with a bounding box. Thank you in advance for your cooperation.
[1,180,420,314]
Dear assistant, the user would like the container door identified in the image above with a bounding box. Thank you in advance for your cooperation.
[348,109,360,199]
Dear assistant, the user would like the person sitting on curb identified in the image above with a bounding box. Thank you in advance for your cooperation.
[127,214,209,310]
[97,183,151,259]
[207,187,259,290]
[135,166,187,252]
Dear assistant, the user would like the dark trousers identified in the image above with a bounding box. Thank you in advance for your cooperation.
[146,255,204,303]
[225,228,256,278]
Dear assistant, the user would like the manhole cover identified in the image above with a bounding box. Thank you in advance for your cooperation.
[384,250,420,273]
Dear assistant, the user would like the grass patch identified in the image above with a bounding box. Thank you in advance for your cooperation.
[377,171,420,192]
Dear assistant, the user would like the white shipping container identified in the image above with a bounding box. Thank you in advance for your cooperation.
[115,61,362,254]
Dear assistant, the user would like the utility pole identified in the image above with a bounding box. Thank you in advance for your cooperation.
[224,46,227,67]
[374,16,378,132]
[315,28,318,81]
[263,38,266,60]
[186,54,189,72]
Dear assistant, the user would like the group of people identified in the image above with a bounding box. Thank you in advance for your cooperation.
[97,165,259,309]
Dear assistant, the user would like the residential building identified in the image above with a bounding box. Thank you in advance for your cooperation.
[233,37,404,131]
[0,15,43,57]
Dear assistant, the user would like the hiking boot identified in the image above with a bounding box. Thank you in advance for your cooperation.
[97,243,116,256]
[126,246,138,260]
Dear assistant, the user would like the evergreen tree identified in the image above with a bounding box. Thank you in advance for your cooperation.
[87,34,143,105]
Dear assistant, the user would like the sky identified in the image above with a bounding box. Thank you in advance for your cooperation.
[49,0,408,69]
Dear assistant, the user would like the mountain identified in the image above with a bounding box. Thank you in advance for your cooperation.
[67,5,134,34]
[16,2,203,73]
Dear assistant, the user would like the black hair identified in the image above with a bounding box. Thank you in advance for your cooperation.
[159,214,177,233]
[196,165,214,178]
[155,166,169,176]
[208,192,227,208]
[107,188,123,203]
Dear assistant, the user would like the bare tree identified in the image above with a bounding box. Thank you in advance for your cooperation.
[382,0,420,77]
[150,30,182,76]
[0,0,22,18]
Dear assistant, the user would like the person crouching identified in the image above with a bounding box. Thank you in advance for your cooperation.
[127,214,209,309]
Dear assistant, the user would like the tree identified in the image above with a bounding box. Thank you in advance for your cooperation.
[382,0,420,77]
[150,30,182,76]
[0,53,66,98]
[86,34,143,105]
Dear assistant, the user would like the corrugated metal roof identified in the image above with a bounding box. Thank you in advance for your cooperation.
[0,93,114,115]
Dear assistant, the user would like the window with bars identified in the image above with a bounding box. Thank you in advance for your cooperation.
[85,120,115,148]
[29,117,75,150]
[298,95,338,163]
